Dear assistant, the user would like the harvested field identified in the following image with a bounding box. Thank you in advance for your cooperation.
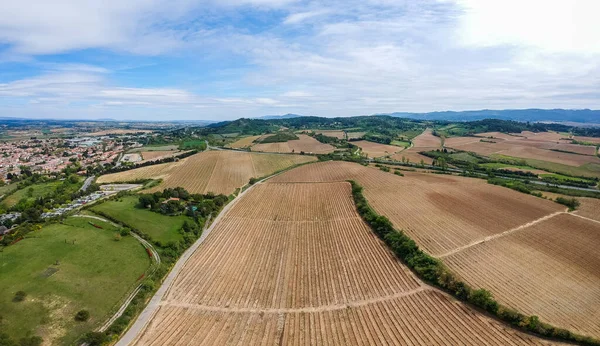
[132,181,556,346]
[390,150,434,165]
[412,128,442,149]
[443,213,600,338]
[574,198,600,222]
[251,134,334,154]
[574,136,600,144]
[447,131,600,167]
[226,135,261,149]
[312,130,365,139]
[353,140,402,158]
[271,161,563,256]
[140,150,184,162]
[97,151,316,195]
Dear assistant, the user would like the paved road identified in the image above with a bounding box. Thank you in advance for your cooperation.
[79,175,95,192]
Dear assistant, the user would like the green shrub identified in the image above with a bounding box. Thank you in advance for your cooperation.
[18,336,42,346]
[13,291,26,302]
[81,332,109,346]
[469,289,499,314]
[75,310,90,322]
[555,197,580,210]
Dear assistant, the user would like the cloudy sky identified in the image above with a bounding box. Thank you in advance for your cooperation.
[0,0,598,120]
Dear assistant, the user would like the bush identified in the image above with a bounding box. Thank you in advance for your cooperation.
[13,291,26,302]
[81,332,109,346]
[75,310,90,322]
[394,170,404,176]
[555,197,580,210]
[113,233,122,241]
[120,227,131,236]
[18,336,42,346]
[468,288,499,314]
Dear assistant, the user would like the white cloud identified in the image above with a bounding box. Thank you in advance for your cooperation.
[284,10,331,24]
[453,0,600,54]
[0,0,598,119]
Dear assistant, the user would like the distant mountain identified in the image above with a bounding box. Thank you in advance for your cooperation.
[379,109,600,124]
[256,113,303,120]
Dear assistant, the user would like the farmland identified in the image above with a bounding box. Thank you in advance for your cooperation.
[445,130,600,177]
[226,135,262,148]
[390,128,440,164]
[251,134,335,154]
[443,213,600,338]
[131,181,554,346]
[272,161,600,339]
[311,130,365,139]
[353,140,402,158]
[90,196,191,244]
[140,150,186,162]
[97,150,316,195]
[0,217,149,345]
[272,161,563,256]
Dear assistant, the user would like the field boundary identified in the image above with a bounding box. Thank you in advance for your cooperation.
[439,210,567,258]
[348,180,600,346]
[160,286,429,314]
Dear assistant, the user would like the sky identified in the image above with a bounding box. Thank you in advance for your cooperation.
[0,0,598,121]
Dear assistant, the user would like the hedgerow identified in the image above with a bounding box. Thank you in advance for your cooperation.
[348,180,600,346]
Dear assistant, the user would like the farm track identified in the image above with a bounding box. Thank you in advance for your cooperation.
[126,178,562,345]
[271,161,563,256]
[444,213,600,338]
[271,161,600,340]
[438,210,567,258]
[72,214,161,335]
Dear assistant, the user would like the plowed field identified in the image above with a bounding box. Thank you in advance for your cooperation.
[140,150,185,162]
[251,134,334,154]
[271,161,563,256]
[353,140,402,158]
[443,213,600,338]
[574,197,600,222]
[132,181,556,346]
[272,161,599,338]
[97,151,316,195]
[446,131,600,167]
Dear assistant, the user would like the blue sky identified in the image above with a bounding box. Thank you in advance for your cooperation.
[0,0,598,121]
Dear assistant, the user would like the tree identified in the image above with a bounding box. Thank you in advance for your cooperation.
[81,332,109,346]
[114,233,122,242]
[13,291,27,302]
[75,310,90,322]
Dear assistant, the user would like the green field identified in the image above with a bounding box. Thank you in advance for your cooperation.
[448,152,480,164]
[479,162,540,171]
[491,154,600,178]
[391,140,411,148]
[539,173,597,185]
[1,179,81,209]
[91,196,189,244]
[0,217,149,344]
[0,183,18,197]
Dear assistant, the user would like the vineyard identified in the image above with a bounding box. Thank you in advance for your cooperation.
[97,150,316,195]
[251,134,335,154]
[132,181,556,346]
